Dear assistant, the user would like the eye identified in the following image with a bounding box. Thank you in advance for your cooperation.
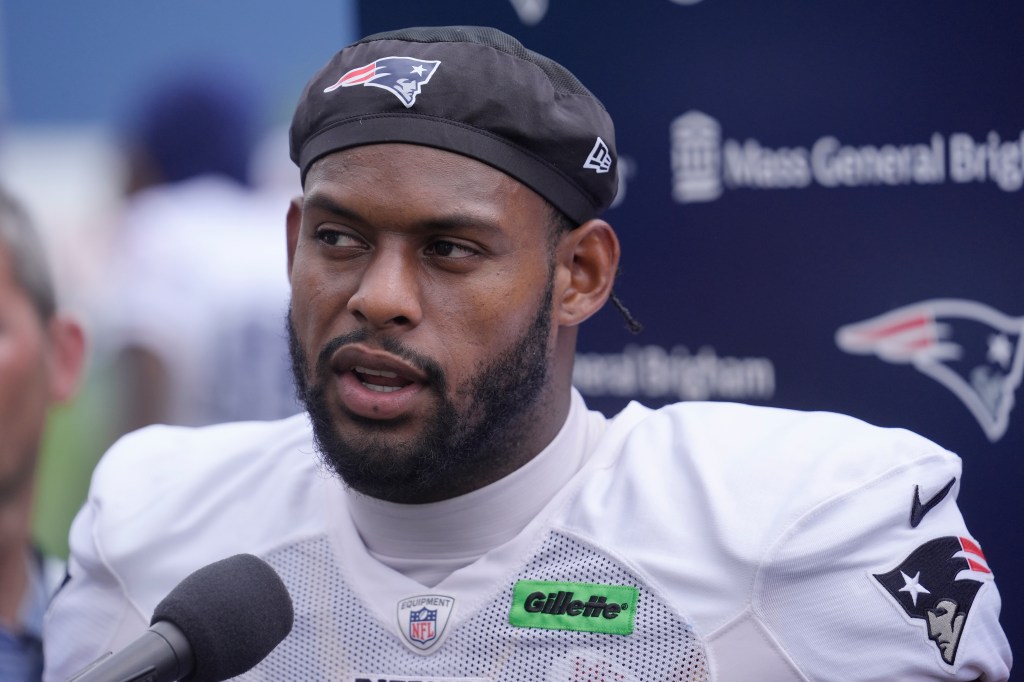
[315,226,365,248]
[425,239,477,259]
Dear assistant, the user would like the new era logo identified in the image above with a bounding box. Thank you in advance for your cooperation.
[584,137,613,173]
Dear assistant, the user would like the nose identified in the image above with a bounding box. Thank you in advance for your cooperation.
[346,248,423,329]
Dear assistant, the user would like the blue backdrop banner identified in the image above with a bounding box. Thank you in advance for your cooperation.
[358,0,1023,656]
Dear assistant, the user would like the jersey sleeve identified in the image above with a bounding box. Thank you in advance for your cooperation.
[41,495,148,682]
[752,440,1012,681]
[41,424,196,681]
[41,415,320,681]
[594,402,1013,681]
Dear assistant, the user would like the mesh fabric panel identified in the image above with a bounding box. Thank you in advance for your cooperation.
[237,532,709,681]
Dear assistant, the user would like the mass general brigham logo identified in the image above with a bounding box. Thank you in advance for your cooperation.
[670,110,1024,203]
[836,299,1024,442]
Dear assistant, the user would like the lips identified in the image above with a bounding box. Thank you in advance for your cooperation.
[331,345,429,419]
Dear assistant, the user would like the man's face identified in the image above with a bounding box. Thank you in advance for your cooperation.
[0,246,51,512]
[927,598,966,664]
[287,144,566,502]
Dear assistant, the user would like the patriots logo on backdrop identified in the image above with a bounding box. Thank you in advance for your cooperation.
[873,536,992,668]
[323,56,441,108]
[836,299,1024,442]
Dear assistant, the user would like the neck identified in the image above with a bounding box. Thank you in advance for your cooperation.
[346,388,602,586]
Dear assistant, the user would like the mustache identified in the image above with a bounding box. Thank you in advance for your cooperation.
[314,328,447,388]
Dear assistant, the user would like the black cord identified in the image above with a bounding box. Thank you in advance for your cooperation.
[610,289,643,334]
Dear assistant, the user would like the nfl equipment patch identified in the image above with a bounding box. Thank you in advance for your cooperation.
[396,594,456,654]
[872,536,993,667]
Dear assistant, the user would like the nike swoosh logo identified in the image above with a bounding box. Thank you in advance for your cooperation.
[909,477,956,528]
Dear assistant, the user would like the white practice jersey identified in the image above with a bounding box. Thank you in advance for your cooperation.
[44,399,1011,681]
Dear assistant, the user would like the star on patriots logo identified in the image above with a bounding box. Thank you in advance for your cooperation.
[898,570,931,606]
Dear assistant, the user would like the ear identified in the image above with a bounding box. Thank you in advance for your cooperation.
[286,195,303,278]
[554,219,620,328]
[46,314,86,403]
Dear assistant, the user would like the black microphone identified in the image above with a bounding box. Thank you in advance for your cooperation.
[68,553,294,682]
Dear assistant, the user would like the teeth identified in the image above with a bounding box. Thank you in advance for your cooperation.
[363,383,401,393]
[354,366,399,378]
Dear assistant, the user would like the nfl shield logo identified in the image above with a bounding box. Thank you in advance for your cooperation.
[396,594,455,654]
[409,607,437,645]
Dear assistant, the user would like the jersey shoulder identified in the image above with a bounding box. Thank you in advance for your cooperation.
[90,413,316,511]
[563,402,1013,680]
[83,415,328,610]
[566,401,962,624]
[628,400,958,506]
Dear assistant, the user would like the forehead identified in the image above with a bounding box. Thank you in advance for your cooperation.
[304,144,549,225]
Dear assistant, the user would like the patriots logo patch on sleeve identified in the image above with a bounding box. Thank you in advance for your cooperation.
[872,536,993,667]
[323,56,441,108]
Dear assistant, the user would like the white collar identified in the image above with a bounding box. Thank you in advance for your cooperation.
[344,388,606,586]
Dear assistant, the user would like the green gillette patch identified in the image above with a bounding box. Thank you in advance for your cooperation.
[509,580,638,635]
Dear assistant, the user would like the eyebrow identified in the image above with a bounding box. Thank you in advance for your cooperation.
[303,191,505,237]
[303,193,361,222]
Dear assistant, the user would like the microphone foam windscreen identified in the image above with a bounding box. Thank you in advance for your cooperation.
[152,553,294,682]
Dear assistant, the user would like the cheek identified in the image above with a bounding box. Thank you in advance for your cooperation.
[429,263,550,354]
[0,340,49,464]
[290,253,353,338]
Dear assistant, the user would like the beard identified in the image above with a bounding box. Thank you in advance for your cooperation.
[288,276,554,502]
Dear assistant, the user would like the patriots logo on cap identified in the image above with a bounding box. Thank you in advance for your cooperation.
[323,56,441,108]
[836,299,1024,442]
[873,536,992,667]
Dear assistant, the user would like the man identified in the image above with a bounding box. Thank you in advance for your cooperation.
[44,27,1011,681]
[103,68,297,435]
[0,190,85,680]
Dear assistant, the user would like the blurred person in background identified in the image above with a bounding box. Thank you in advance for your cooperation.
[0,189,85,681]
[101,66,299,437]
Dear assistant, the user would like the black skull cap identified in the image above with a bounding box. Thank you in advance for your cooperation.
[290,26,618,225]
